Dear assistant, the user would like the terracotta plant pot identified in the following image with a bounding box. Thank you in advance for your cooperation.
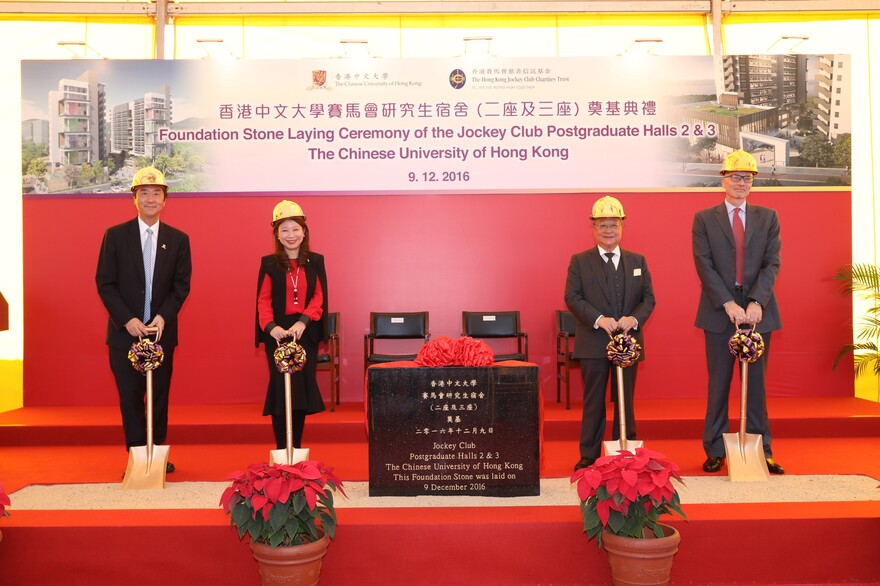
[249,531,330,586]
[601,523,681,586]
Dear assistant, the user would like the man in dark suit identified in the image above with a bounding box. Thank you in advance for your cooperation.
[565,196,655,471]
[96,166,192,472]
[692,149,784,475]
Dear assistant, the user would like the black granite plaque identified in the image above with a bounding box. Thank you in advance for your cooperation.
[367,364,540,497]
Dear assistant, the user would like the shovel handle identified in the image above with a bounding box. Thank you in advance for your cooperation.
[739,361,749,452]
[140,326,160,344]
[145,369,154,467]
[615,366,628,452]
[284,371,294,465]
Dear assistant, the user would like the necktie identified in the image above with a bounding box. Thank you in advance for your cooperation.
[604,252,615,268]
[732,207,745,285]
[603,252,616,282]
[143,227,153,323]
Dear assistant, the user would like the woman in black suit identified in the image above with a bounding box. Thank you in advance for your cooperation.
[255,200,328,449]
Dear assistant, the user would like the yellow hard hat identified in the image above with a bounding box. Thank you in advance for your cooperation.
[130,166,167,192]
[721,149,758,175]
[272,200,306,224]
[590,196,626,220]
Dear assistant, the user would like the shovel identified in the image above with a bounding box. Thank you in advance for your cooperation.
[270,338,310,466]
[723,336,770,482]
[122,327,169,490]
[603,364,644,457]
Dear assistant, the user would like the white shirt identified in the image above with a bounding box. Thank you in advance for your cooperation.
[597,245,621,270]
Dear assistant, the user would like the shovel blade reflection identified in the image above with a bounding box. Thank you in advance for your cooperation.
[603,439,644,458]
[269,447,310,466]
[122,444,170,490]
[722,432,770,482]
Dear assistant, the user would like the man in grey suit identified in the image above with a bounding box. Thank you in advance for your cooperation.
[96,166,192,472]
[692,149,784,475]
[565,196,655,471]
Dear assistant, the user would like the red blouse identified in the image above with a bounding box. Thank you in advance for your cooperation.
[257,259,324,331]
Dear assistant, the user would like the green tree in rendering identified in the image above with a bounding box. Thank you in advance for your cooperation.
[799,133,833,167]
[26,157,47,180]
[832,133,851,171]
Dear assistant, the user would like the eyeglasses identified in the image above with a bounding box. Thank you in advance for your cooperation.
[593,221,622,231]
[725,174,754,184]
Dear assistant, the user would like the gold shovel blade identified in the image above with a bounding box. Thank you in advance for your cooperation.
[603,439,644,458]
[269,447,310,466]
[722,432,770,482]
[122,444,170,490]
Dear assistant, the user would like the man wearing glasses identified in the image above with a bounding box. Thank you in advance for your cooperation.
[692,149,785,475]
[565,196,655,472]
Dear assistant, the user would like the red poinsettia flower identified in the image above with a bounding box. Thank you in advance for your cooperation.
[0,482,10,517]
[220,461,345,547]
[570,448,686,549]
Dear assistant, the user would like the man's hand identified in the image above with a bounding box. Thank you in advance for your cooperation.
[597,316,618,336]
[724,301,747,326]
[617,316,638,334]
[124,318,150,338]
[146,314,165,342]
[745,301,763,326]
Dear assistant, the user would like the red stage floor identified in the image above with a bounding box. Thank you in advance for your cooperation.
[2,397,880,490]
[1,397,879,585]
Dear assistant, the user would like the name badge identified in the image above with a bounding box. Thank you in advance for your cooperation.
[633,268,642,276]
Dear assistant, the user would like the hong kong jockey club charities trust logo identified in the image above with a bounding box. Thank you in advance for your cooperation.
[449,69,466,89]
[308,70,331,91]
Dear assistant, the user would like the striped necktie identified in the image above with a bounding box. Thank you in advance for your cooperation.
[143,227,153,323]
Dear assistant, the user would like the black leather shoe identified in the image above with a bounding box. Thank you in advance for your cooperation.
[765,458,784,475]
[702,456,725,473]
[574,457,595,472]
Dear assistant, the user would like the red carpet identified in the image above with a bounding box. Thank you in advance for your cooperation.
[1,398,879,585]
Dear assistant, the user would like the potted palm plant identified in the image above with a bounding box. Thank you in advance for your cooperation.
[834,263,880,380]
[571,447,686,586]
[220,460,345,586]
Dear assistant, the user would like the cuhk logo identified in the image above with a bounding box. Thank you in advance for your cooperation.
[449,69,466,89]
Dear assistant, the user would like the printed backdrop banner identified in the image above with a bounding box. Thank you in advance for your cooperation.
[21,56,849,194]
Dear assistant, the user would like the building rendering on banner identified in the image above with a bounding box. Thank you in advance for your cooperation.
[111,85,172,160]
[22,119,49,145]
[722,54,807,128]
[47,69,172,173]
[47,70,106,169]
[816,54,851,140]
[679,92,779,156]
[673,53,847,168]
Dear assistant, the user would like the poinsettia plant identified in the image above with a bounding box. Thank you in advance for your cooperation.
[571,448,686,549]
[220,460,345,547]
[0,482,10,518]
